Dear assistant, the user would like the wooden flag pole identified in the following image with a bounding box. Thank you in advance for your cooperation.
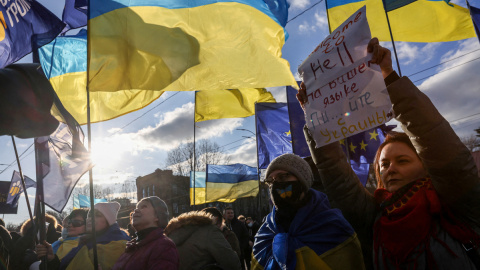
[11,136,35,224]
[382,0,403,77]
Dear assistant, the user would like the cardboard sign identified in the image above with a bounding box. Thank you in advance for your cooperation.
[298,6,393,148]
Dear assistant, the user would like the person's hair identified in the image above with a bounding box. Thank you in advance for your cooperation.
[223,206,233,215]
[238,215,245,220]
[373,131,423,189]
[68,208,88,222]
[202,207,223,226]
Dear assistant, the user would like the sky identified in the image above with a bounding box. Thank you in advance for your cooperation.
[1,0,480,226]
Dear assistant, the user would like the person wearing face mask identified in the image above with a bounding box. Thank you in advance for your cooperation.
[299,38,480,270]
[251,153,364,270]
[36,202,130,270]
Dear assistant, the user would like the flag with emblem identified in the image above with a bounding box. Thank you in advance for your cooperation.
[340,125,394,186]
[255,103,292,169]
[6,171,36,208]
[0,1,64,68]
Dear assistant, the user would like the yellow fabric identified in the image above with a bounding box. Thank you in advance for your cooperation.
[205,180,259,203]
[295,246,331,270]
[190,187,206,205]
[49,72,164,125]
[320,233,365,270]
[56,239,79,260]
[65,239,127,270]
[251,254,264,270]
[88,3,296,94]
[328,0,476,42]
[195,88,276,122]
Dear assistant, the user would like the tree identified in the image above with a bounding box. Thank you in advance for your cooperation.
[166,139,231,176]
[461,134,480,152]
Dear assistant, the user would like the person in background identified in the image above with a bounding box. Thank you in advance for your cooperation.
[237,215,246,225]
[0,218,13,270]
[223,207,249,270]
[165,210,241,270]
[244,217,259,267]
[36,202,130,270]
[203,207,242,259]
[252,154,365,270]
[113,196,179,270]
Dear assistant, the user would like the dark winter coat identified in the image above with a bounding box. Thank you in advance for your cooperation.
[165,211,241,270]
[112,227,179,270]
[305,73,480,269]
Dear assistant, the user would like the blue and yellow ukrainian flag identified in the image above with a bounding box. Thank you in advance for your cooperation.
[190,171,207,205]
[206,164,259,203]
[89,0,297,93]
[195,88,276,122]
[327,0,476,42]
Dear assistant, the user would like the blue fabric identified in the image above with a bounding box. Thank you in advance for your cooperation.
[52,236,79,254]
[0,1,64,68]
[6,171,36,207]
[253,189,355,269]
[190,171,206,188]
[286,83,310,158]
[207,164,258,183]
[256,103,292,169]
[60,223,130,269]
[73,194,107,208]
[468,2,480,43]
[61,0,87,33]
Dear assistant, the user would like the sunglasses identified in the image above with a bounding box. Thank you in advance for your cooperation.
[265,172,293,186]
[68,219,85,228]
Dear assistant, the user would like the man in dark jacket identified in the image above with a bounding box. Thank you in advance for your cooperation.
[113,196,179,270]
[223,207,249,270]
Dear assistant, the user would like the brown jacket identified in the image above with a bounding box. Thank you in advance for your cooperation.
[165,211,241,270]
[305,74,480,269]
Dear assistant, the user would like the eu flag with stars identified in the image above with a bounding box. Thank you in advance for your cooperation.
[286,83,309,158]
[255,103,292,169]
[0,1,64,68]
[7,170,36,208]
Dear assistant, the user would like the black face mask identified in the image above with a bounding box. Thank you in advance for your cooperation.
[270,181,304,209]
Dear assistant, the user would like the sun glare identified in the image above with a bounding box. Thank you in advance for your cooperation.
[90,140,123,170]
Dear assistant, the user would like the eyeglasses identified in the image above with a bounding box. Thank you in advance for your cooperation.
[265,172,293,186]
[68,219,85,228]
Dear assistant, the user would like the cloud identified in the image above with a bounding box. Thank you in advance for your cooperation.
[227,140,257,167]
[417,39,480,137]
[314,11,328,29]
[298,21,316,33]
[137,103,244,150]
[288,0,311,10]
[297,10,328,34]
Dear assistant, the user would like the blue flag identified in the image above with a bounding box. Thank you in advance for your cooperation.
[340,125,395,186]
[286,83,309,158]
[256,103,292,169]
[0,1,64,68]
[7,171,36,208]
[206,164,259,203]
[190,171,206,205]
[467,1,480,43]
[61,0,87,33]
[73,194,107,209]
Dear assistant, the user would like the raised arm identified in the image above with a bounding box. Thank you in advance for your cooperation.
[368,38,480,225]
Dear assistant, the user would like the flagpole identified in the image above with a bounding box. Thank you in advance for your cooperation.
[254,103,262,219]
[10,137,35,224]
[193,92,197,209]
[87,3,99,269]
[325,0,332,34]
[382,0,403,77]
[34,138,48,269]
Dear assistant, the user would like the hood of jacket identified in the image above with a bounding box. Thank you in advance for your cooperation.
[164,211,213,246]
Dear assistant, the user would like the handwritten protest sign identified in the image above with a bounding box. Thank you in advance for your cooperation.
[298,6,393,148]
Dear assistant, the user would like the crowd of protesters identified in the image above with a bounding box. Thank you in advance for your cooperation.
[0,39,479,270]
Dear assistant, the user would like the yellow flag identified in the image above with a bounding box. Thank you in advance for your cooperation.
[327,0,476,42]
[195,88,276,122]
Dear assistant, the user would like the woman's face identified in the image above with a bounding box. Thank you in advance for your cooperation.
[379,142,427,193]
[67,214,86,237]
[86,210,109,232]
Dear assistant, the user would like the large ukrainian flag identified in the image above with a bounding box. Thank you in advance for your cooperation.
[327,0,476,42]
[206,163,259,203]
[89,0,297,93]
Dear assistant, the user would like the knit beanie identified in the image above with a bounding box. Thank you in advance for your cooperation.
[141,196,169,227]
[93,202,120,226]
[265,153,313,190]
